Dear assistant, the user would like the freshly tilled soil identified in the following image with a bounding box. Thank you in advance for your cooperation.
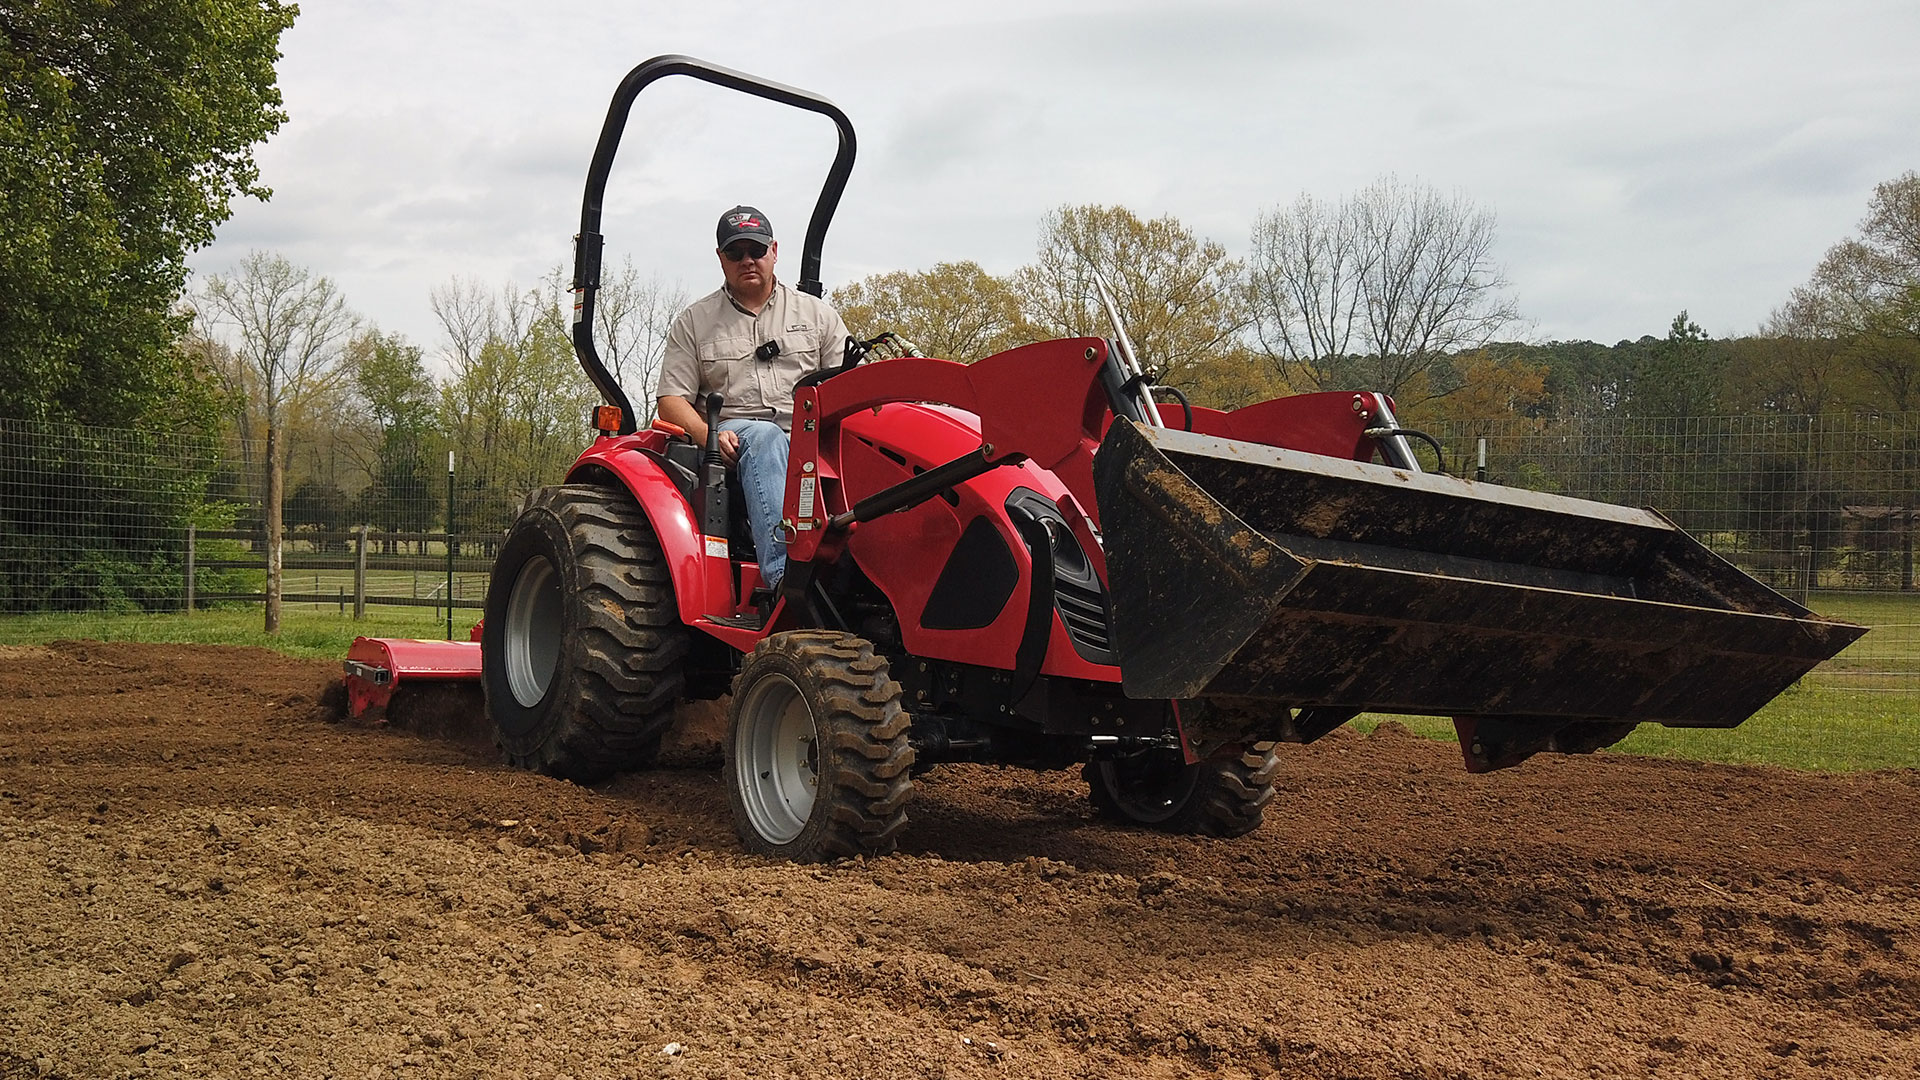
[1,640,1916,1078]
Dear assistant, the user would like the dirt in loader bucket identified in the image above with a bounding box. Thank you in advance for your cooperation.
[1092,418,1865,764]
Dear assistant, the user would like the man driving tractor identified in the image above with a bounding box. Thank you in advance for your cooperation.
[655,205,850,593]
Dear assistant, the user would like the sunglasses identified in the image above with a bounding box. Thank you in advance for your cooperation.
[721,242,769,262]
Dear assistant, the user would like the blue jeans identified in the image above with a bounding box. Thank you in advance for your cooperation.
[719,418,789,590]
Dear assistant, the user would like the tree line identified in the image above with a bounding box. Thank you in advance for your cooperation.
[4,2,1915,618]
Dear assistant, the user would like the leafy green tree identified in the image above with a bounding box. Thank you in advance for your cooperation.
[0,0,295,425]
[344,331,438,546]
[349,331,435,431]
[1723,321,1864,417]
[285,478,347,531]
[1627,312,1726,418]
[833,261,1035,363]
[1783,172,1920,412]
[1013,205,1250,394]
[1533,339,1630,419]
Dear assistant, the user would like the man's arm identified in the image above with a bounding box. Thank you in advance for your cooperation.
[657,394,740,465]
[655,302,739,463]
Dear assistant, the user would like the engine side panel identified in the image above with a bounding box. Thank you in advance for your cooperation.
[839,405,1114,680]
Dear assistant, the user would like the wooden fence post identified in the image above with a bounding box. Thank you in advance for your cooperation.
[185,524,195,613]
[354,524,368,619]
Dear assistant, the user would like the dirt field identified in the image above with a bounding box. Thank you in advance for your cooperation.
[1,641,1916,1079]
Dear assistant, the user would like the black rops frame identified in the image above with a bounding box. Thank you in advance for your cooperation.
[570,54,858,435]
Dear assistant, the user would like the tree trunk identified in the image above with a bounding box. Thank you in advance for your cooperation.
[265,424,283,634]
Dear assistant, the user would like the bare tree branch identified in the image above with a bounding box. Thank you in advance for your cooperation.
[1249,176,1518,402]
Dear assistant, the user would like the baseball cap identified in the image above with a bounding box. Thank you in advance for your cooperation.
[717,206,774,249]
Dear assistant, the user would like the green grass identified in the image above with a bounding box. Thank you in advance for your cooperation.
[200,566,490,605]
[1354,682,1920,773]
[1801,590,1920,692]
[0,606,467,661]
[3,588,1915,771]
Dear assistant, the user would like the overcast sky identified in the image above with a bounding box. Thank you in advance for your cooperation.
[190,0,1920,367]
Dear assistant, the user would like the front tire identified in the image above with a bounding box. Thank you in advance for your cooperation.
[726,632,914,861]
[482,484,687,783]
[1084,742,1279,838]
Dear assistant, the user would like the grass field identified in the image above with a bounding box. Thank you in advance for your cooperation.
[197,566,491,608]
[1,590,1914,771]
[0,607,463,661]
[1352,591,1919,772]
[1355,683,1919,773]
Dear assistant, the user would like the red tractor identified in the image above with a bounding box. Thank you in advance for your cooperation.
[347,56,1863,861]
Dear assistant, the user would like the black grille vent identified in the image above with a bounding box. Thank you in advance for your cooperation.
[1054,576,1112,654]
[1005,487,1115,665]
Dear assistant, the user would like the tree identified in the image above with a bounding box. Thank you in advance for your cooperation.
[1726,308,1864,417]
[1248,176,1519,403]
[0,0,295,425]
[1410,347,1549,426]
[348,330,435,431]
[1013,205,1250,394]
[1627,311,1726,418]
[833,261,1034,363]
[197,252,358,632]
[344,331,438,547]
[435,276,597,538]
[1784,172,1920,412]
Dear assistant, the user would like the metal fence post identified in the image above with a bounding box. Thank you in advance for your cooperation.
[185,523,195,613]
[354,523,368,619]
[446,450,455,641]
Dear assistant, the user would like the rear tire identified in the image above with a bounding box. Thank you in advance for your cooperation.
[1084,742,1279,838]
[482,484,687,783]
[726,631,914,861]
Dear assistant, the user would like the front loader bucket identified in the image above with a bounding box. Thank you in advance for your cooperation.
[1092,420,1865,744]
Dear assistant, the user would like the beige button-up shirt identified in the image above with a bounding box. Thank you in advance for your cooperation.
[657,280,849,432]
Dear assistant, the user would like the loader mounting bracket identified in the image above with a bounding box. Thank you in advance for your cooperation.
[1453,716,1637,773]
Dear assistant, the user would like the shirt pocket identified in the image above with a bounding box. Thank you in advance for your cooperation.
[696,336,754,400]
[772,332,823,372]
[698,336,755,367]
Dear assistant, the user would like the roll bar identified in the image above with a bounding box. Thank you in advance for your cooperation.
[569,55,858,434]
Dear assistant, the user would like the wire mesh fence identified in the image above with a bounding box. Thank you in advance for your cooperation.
[1,412,1915,767]
[0,418,490,621]
[1422,413,1918,768]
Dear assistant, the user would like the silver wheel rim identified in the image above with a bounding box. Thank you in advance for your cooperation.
[734,673,819,845]
[503,554,562,707]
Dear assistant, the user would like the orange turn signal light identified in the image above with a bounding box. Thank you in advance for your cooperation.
[592,405,623,434]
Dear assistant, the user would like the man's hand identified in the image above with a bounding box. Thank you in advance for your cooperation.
[659,395,741,464]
